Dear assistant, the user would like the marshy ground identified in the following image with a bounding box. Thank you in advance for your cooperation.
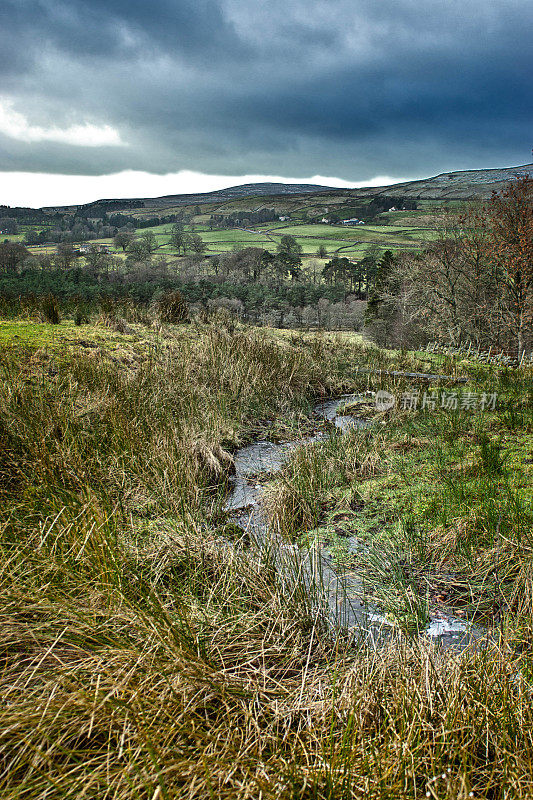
[1,315,532,799]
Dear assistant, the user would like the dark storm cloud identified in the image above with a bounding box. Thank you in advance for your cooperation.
[0,0,245,66]
[0,0,531,179]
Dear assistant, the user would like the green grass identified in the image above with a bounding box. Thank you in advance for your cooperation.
[0,318,148,356]
[0,233,24,242]
[193,221,433,257]
[266,360,533,628]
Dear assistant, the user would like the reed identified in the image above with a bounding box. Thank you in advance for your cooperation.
[1,319,533,798]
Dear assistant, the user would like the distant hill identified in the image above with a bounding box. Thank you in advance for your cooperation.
[43,164,532,214]
[144,182,336,206]
[46,182,338,213]
[362,163,533,201]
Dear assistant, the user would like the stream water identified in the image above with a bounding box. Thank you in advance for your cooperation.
[225,395,484,648]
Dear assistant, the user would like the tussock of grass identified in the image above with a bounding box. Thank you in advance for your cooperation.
[264,430,380,540]
[0,324,356,513]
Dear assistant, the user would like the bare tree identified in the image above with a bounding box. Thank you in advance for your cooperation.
[113,231,134,252]
[371,178,533,355]
[54,243,79,271]
[485,175,533,357]
[0,242,30,272]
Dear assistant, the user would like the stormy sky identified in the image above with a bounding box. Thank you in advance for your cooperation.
[0,0,531,206]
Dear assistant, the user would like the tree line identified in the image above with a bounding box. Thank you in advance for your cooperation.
[366,176,533,357]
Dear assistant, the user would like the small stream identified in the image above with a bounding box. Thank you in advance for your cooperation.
[225,395,484,648]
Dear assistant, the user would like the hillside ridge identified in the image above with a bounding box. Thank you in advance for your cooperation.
[42,163,533,212]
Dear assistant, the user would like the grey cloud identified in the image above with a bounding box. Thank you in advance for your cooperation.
[0,0,531,180]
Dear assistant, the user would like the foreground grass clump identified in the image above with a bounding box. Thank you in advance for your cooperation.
[4,522,533,800]
[0,321,357,511]
[2,319,533,798]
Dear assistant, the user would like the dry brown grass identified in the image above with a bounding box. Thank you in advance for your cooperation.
[2,323,533,798]
[3,514,533,800]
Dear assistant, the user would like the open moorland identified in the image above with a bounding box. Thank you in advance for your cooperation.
[0,313,532,799]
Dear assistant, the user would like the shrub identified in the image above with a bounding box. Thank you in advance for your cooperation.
[40,294,61,324]
[153,290,189,324]
[74,307,90,326]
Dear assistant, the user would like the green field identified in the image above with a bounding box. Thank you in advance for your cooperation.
[12,201,444,277]
[119,216,438,259]
[11,193,444,265]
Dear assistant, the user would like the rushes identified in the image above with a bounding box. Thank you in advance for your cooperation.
[477,433,507,475]
[264,430,378,540]
[264,359,532,624]
[1,322,533,797]
[3,547,533,800]
[0,325,336,513]
[39,293,61,324]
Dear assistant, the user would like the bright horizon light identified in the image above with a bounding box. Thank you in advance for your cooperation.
[0,98,124,149]
[0,169,413,208]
